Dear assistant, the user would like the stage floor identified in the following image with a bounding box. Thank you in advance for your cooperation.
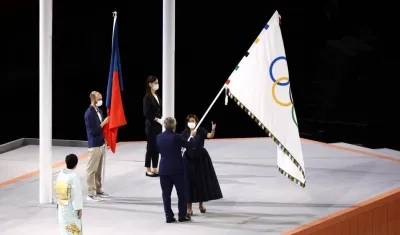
[1,138,400,235]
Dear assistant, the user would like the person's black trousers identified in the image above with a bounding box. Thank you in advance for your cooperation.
[159,174,187,219]
[145,123,162,168]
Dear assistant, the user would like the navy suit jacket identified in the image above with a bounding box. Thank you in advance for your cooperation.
[84,105,105,148]
[156,130,194,176]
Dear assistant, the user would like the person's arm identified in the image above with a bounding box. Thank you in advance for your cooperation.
[84,111,102,136]
[176,134,194,149]
[143,96,158,122]
[207,123,216,138]
[71,173,83,218]
[207,129,214,138]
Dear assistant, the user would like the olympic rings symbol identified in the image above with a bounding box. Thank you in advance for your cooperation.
[269,56,290,86]
[271,77,291,106]
[269,56,298,127]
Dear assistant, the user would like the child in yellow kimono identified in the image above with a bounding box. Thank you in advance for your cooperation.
[54,154,83,235]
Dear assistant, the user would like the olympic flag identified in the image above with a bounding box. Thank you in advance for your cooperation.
[224,11,306,187]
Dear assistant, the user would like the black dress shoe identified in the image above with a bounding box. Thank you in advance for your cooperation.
[166,217,177,223]
[145,172,156,177]
[178,215,191,222]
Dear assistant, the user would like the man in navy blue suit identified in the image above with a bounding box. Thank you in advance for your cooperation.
[156,117,196,223]
[84,91,110,201]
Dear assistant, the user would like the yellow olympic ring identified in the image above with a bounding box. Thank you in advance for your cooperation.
[272,77,292,107]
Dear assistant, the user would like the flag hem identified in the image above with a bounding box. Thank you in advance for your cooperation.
[227,90,306,188]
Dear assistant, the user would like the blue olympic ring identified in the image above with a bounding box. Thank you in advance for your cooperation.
[269,56,289,86]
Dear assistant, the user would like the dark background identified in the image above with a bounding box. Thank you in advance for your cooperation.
[3,1,399,150]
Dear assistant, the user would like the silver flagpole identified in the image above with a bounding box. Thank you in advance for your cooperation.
[101,11,117,188]
[162,0,175,121]
[162,1,175,163]
[101,144,107,188]
[39,0,53,204]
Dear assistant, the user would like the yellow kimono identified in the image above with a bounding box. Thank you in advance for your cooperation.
[54,169,83,235]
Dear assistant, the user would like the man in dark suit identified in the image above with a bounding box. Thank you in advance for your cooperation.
[156,117,196,223]
[84,91,110,201]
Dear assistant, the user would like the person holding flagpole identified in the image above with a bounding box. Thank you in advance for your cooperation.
[143,75,163,177]
[181,114,223,215]
[156,117,195,223]
[84,91,111,201]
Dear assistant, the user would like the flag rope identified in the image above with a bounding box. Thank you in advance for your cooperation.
[227,89,306,187]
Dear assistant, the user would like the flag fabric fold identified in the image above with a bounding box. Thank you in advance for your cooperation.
[103,16,127,153]
[224,11,306,187]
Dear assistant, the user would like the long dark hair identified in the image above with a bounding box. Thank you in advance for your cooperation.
[146,75,158,95]
[184,114,199,131]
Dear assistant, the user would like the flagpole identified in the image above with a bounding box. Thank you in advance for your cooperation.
[39,0,53,204]
[162,0,175,122]
[183,84,226,147]
[193,84,226,132]
[102,145,107,187]
[102,11,118,188]
[182,84,226,154]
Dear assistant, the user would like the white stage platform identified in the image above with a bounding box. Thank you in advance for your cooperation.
[0,138,399,234]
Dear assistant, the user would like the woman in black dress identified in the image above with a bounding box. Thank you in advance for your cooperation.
[142,75,163,177]
[181,114,223,215]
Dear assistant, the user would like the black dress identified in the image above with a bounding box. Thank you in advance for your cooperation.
[182,127,223,203]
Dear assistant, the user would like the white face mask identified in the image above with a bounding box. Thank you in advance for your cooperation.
[96,100,103,107]
[187,122,196,129]
[153,84,159,91]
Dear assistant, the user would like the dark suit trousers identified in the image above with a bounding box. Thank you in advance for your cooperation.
[145,123,162,168]
[160,174,187,218]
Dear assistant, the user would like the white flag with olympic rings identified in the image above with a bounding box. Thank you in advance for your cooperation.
[224,11,306,187]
